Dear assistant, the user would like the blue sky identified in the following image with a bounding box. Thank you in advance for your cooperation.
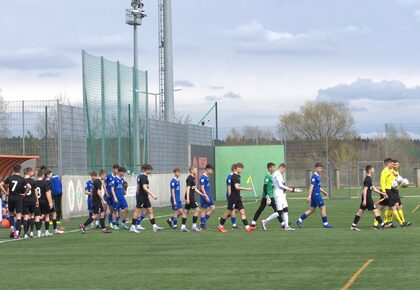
[1,0,420,136]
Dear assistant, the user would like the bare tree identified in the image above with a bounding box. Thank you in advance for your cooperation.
[0,89,9,136]
[174,111,192,125]
[279,101,356,141]
[224,126,278,145]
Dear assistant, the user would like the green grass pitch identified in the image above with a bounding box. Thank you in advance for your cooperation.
[1,188,419,290]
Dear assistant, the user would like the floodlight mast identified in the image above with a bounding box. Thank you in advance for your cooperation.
[126,0,146,172]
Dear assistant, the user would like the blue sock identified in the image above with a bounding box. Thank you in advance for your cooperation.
[136,219,141,226]
[108,214,112,224]
[300,214,308,221]
[205,214,210,221]
[200,217,206,227]
[322,216,328,224]
[231,217,236,225]
[136,214,146,225]
[116,215,120,223]
[122,219,126,224]
[173,218,178,226]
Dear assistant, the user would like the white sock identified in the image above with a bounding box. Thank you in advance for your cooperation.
[266,212,279,222]
[192,223,197,228]
[245,225,250,229]
[298,217,303,223]
[251,220,256,225]
[282,212,289,228]
[181,224,186,229]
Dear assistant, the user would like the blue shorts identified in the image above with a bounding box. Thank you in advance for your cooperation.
[104,194,113,206]
[310,193,325,208]
[113,195,128,211]
[201,195,215,208]
[88,201,93,211]
[170,197,183,211]
[2,201,6,209]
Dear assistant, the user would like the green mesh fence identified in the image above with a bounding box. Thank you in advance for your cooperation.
[83,50,148,173]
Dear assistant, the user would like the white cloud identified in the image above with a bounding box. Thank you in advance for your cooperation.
[0,47,77,70]
[38,71,61,78]
[317,79,420,103]
[205,91,242,102]
[174,79,195,88]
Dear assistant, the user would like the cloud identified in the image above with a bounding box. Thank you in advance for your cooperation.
[316,79,420,103]
[79,33,131,50]
[205,91,242,102]
[227,21,335,55]
[415,9,420,21]
[0,47,77,70]
[209,85,224,90]
[38,71,61,78]
[174,79,195,88]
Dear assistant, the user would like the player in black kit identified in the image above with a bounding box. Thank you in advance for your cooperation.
[351,165,387,231]
[0,164,31,239]
[23,167,38,239]
[34,169,55,237]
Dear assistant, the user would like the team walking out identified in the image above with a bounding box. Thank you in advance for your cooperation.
[0,158,413,238]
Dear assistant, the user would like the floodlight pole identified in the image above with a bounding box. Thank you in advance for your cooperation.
[126,0,146,172]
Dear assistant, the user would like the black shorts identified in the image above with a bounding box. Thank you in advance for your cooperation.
[136,194,151,209]
[387,189,399,207]
[8,195,24,214]
[184,200,198,210]
[227,197,244,211]
[394,190,402,205]
[92,203,104,215]
[360,197,376,211]
[380,191,391,207]
[23,202,36,215]
[38,200,55,215]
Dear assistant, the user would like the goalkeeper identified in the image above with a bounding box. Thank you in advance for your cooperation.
[250,162,284,228]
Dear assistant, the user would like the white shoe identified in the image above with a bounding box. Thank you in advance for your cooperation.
[45,231,52,237]
[30,232,34,238]
[262,220,268,231]
[113,225,120,230]
[24,234,29,239]
[109,224,114,229]
[90,223,95,229]
[130,225,141,233]
[153,226,164,232]
[284,227,296,231]
[37,231,42,238]
[54,229,64,234]
[181,227,189,232]
[136,225,146,231]
[192,226,201,232]
[122,223,130,230]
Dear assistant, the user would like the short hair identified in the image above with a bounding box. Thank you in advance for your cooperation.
[13,164,22,173]
[44,169,52,176]
[24,167,33,175]
[40,165,47,171]
[365,165,373,172]
[189,166,196,173]
[99,169,107,175]
[267,162,275,170]
[173,168,181,173]
[142,164,153,171]
[392,159,398,163]
[112,164,120,170]
[236,163,244,169]
[38,170,44,177]
[384,158,392,164]
[90,171,97,177]
[315,162,323,168]
[279,163,286,168]
[206,164,214,170]
[118,166,127,173]
[231,164,236,171]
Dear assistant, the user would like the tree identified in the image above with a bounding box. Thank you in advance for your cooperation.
[278,101,356,141]
[224,126,279,145]
[0,89,10,136]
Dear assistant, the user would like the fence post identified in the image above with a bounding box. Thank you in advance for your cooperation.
[57,101,63,175]
[101,56,106,170]
[117,61,122,165]
[45,106,48,167]
[22,100,25,155]
[128,104,133,173]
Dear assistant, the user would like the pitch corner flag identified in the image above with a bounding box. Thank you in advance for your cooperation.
[246,176,253,184]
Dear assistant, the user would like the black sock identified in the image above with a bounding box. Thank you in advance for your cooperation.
[9,216,15,228]
[45,221,50,231]
[15,219,22,232]
[375,216,383,225]
[83,217,94,227]
[192,216,198,224]
[35,221,42,231]
[132,219,137,225]
[353,215,361,225]
[23,220,29,234]
[242,219,248,226]
[220,218,226,226]
[30,218,35,232]
[100,218,105,229]
[150,218,156,225]
[182,218,187,225]
[53,219,57,230]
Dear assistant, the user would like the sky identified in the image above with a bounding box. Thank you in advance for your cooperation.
[1,0,420,137]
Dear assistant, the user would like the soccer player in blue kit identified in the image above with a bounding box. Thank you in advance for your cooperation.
[104,164,119,228]
[111,167,129,230]
[167,168,183,229]
[199,164,215,229]
[295,163,333,228]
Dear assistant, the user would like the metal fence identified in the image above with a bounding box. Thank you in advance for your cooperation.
[0,100,86,175]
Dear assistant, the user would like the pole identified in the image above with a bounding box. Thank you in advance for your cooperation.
[22,101,25,155]
[163,0,175,122]
[45,106,48,167]
[144,70,149,164]
[133,24,140,173]
[101,56,106,170]
[385,123,388,157]
[128,104,133,173]
[215,101,219,141]
[117,61,122,165]
[154,94,158,119]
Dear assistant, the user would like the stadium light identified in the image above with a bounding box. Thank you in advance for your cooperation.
[126,0,146,171]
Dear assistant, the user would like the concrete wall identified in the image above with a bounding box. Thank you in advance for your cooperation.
[61,173,190,219]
